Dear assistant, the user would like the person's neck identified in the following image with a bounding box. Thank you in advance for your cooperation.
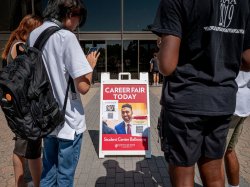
[49,18,63,28]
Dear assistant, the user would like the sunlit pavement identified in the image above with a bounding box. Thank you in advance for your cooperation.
[0,85,250,186]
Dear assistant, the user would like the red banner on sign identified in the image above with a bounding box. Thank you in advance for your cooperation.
[103,84,147,103]
[102,134,148,150]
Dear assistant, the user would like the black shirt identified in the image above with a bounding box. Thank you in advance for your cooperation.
[150,57,159,72]
[151,0,250,115]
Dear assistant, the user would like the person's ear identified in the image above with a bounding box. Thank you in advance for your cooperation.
[66,11,72,19]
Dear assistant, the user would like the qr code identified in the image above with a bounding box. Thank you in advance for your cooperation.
[136,126,143,133]
[106,105,115,111]
[107,113,113,119]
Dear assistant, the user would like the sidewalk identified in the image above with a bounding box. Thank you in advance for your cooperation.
[75,86,171,187]
[0,86,250,186]
[74,86,250,187]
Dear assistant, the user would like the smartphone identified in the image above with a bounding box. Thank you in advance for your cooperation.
[87,47,99,55]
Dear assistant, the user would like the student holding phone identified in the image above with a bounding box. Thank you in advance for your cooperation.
[28,0,100,186]
[87,47,100,83]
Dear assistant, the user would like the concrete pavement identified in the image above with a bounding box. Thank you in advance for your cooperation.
[0,86,250,186]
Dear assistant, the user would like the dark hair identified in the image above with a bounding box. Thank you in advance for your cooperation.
[121,103,132,110]
[43,0,87,27]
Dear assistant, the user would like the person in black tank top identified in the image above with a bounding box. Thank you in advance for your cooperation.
[1,14,42,187]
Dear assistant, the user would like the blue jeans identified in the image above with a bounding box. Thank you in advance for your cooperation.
[40,133,83,187]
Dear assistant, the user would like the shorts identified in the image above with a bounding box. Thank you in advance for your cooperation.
[13,136,42,159]
[160,109,231,166]
[226,115,246,150]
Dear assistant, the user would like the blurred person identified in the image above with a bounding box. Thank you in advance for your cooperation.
[149,52,160,86]
[1,14,43,187]
[151,0,250,187]
[224,71,250,187]
[28,0,100,186]
[102,121,116,134]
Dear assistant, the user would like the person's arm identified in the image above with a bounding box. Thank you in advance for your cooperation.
[157,34,181,76]
[63,31,100,95]
[241,49,250,71]
[150,61,153,72]
[241,16,250,71]
[74,74,91,95]
[74,50,100,95]
[151,0,183,76]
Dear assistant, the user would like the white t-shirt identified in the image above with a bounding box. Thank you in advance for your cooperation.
[29,21,93,140]
[234,71,250,117]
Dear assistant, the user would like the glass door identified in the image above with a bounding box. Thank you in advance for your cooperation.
[107,40,121,79]
[139,40,159,84]
[123,40,138,79]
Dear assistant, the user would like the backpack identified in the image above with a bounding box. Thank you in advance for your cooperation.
[0,26,72,141]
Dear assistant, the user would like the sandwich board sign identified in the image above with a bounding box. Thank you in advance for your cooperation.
[99,72,151,158]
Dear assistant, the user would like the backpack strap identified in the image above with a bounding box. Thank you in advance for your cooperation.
[33,26,74,113]
[33,26,60,50]
[63,77,74,111]
[16,43,24,56]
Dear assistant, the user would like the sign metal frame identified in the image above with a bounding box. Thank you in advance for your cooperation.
[99,72,151,158]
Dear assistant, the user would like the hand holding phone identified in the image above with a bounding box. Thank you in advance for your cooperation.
[86,47,100,69]
[87,47,99,55]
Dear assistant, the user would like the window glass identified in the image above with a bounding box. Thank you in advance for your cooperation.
[81,0,121,31]
[107,41,121,79]
[139,40,157,73]
[0,0,44,31]
[123,0,160,31]
[123,40,138,79]
[0,1,11,31]
[92,41,106,83]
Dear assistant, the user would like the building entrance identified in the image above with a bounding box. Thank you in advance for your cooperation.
[80,40,158,83]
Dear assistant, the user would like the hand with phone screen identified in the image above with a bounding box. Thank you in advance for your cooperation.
[87,47,99,55]
[86,47,100,69]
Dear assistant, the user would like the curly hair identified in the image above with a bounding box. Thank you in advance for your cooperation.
[43,0,87,27]
[1,14,42,60]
